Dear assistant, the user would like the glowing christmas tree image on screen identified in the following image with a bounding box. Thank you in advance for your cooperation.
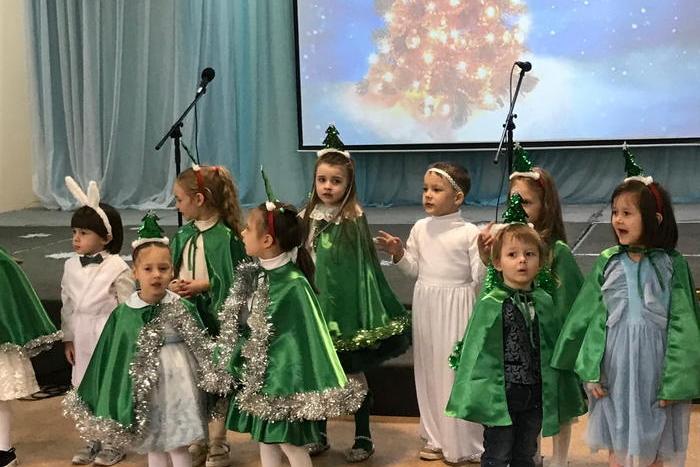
[357,0,536,128]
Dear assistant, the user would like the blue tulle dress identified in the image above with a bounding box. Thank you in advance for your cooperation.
[587,252,690,466]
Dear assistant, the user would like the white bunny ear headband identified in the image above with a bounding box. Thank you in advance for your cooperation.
[65,176,112,238]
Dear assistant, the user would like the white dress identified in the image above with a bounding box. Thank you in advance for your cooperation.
[0,351,39,400]
[61,252,134,386]
[395,210,485,463]
[129,291,207,453]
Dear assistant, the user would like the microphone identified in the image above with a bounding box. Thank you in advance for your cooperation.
[515,61,532,72]
[196,67,216,93]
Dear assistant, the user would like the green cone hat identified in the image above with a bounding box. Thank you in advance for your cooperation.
[509,143,540,180]
[622,142,653,184]
[317,124,351,158]
[132,211,169,248]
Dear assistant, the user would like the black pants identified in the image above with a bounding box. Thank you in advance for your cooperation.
[481,383,542,467]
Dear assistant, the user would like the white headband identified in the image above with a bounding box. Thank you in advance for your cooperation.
[509,171,540,181]
[131,237,170,249]
[427,168,462,194]
[317,148,351,159]
[65,176,112,238]
[624,175,654,186]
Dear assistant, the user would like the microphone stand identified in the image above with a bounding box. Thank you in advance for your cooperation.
[493,66,527,172]
[155,87,208,227]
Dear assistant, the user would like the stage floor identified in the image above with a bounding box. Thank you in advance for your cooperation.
[7,397,700,467]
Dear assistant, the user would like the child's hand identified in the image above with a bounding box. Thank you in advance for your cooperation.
[64,341,75,366]
[168,279,184,294]
[586,382,607,399]
[478,222,495,265]
[179,279,210,298]
[374,231,404,262]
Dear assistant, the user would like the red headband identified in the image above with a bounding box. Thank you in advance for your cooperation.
[648,183,664,216]
[194,170,206,198]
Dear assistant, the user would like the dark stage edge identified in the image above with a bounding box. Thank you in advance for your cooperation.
[4,220,700,417]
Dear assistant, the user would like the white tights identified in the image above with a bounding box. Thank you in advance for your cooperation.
[259,442,312,467]
[0,401,10,451]
[551,423,572,467]
[147,446,191,467]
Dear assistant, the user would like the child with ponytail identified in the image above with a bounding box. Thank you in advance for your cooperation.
[170,165,248,467]
[216,196,365,467]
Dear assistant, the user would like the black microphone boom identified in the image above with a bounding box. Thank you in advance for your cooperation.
[515,61,532,72]
[197,67,216,94]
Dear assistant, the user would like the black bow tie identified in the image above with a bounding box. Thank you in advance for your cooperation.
[80,254,104,267]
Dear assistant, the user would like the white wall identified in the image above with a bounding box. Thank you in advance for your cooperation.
[0,0,38,213]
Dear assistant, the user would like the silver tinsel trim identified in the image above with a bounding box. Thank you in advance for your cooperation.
[235,272,366,421]
[62,390,134,449]
[63,300,223,448]
[208,262,262,388]
[0,330,63,358]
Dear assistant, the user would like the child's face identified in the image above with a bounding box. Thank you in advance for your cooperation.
[612,191,644,247]
[494,234,541,290]
[72,228,109,255]
[133,245,173,302]
[315,163,349,207]
[241,210,272,258]
[173,182,204,221]
[510,178,542,226]
[422,171,462,217]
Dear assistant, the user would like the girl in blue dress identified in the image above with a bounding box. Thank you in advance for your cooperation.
[552,148,699,467]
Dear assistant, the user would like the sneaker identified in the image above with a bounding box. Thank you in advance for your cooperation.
[189,442,207,467]
[205,440,231,467]
[419,444,444,461]
[72,441,101,465]
[94,444,126,466]
[0,448,18,467]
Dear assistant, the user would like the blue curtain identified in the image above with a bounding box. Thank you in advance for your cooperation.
[25,1,700,210]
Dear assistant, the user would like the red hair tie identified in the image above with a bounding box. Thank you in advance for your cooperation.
[648,183,663,216]
[194,169,206,199]
[267,210,276,240]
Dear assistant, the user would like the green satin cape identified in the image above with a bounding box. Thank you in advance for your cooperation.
[0,246,61,355]
[445,285,586,437]
[551,247,700,401]
[171,220,247,335]
[550,241,584,323]
[312,214,410,372]
[224,261,365,445]
[63,298,212,449]
[548,241,587,422]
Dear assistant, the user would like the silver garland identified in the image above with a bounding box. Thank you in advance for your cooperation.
[63,300,225,448]
[235,272,367,422]
[207,261,261,388]
[0,330,63,358]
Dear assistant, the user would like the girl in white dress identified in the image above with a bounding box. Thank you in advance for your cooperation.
[376,162,485,464]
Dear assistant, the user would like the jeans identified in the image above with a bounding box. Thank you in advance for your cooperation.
[481,383,542,467]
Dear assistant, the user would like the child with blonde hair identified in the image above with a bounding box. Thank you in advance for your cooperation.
[170,164,248,467]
